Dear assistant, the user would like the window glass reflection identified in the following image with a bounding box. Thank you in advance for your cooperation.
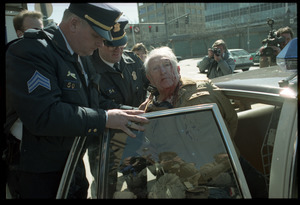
[106,110,243,198]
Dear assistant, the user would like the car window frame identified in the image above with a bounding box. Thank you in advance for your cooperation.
[99,103,252,198]
[56,136,88,199]
[268,98,298,198]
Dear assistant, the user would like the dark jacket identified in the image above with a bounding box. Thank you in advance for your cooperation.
[90,49,149,107]
[5,23,108,173]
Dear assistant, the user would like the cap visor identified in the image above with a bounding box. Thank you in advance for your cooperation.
[108,35,128,47]
[92,26,112,41]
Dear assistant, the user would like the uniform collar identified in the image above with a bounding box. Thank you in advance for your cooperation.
[43,23,74,62]
[58,26,74,56]
[99,55,115,69]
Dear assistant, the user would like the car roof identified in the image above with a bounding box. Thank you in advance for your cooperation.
[228,49,246,52]
[211,65,297,95]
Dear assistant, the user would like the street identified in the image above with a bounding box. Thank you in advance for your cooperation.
[178,57,259,81]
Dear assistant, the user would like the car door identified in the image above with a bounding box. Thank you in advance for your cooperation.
[56,103,251,199]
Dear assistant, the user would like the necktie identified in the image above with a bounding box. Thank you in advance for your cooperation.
[113,62,121,73]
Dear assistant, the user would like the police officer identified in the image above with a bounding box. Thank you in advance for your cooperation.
[5,3,148,198]
[90,17,149,108]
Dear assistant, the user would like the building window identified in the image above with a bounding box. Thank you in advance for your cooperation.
[149,13,155,20]
[231,9,239,17]
[139,7,146,15]
[147,5,155,12]
[260,3,271,11]
[273,3,284,9]
[156,3,163,9]
[250,5,260,13]
[240,7,249,14]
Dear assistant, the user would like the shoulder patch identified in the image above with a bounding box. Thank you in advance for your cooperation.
[27,71,51,93]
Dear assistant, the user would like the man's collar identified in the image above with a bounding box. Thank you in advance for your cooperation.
[58,26,74,56]
[99,54,116,69]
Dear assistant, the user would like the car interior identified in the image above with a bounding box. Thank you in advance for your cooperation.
[225,93,283,190]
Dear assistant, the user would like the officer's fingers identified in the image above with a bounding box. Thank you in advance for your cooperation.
[122,126,137,138]
[127,115,149,124]
[127,121,146,132]
[122,109,145,115]
[123,121,147,138]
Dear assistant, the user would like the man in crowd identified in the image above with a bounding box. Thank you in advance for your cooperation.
[13,9,44,38]
[197,39,235,79]
[259,26,294,68]
[131,42,148,62]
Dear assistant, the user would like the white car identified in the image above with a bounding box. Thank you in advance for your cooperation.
[228,49,254,71]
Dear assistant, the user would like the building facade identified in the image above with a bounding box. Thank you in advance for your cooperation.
[127,3,297,58]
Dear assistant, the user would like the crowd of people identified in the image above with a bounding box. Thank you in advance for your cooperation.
[4,3,294,199]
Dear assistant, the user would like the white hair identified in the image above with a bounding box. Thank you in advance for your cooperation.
[144,46,178,74]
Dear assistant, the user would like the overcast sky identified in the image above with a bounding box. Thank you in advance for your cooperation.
[27,3,139,24]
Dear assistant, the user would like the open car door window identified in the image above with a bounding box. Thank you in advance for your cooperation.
[57,103,251,198]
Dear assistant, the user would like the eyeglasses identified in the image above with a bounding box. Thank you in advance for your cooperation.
[103,40,127,49]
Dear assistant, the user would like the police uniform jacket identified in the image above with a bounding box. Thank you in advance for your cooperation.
[5,23,109,173]
[91,49,149,107]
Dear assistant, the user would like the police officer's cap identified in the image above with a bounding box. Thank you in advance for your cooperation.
[68,3,122,41]
[103,16,128,47]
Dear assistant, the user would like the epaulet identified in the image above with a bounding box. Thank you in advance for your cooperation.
[123,50,138,59]
[123,50,144,64]
[23,28,52,40]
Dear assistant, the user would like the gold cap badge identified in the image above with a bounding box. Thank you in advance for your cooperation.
[113,23,121,32]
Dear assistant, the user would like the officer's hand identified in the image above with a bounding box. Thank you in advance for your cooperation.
[106,109,149,138]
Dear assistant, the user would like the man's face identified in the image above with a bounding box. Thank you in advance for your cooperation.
[146,56,180,92]
[98,42,126,63]
[279,33,292,49]
[70,17,104,56]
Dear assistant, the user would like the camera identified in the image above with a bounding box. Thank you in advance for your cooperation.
[211,48,221,56]
[260,18,285,57]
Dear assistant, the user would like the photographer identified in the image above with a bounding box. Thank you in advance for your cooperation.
[197,39,235,79]
[259,26,294,68]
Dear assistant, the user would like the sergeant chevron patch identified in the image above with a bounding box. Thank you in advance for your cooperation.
[27,70,51,93]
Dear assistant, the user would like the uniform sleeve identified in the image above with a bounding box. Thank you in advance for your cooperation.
[6,39,106,137]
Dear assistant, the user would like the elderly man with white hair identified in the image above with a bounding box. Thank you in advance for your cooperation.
[140,46,237,138]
